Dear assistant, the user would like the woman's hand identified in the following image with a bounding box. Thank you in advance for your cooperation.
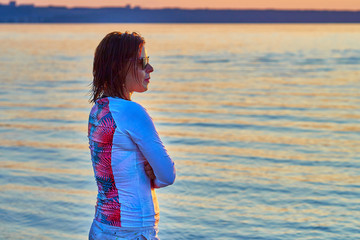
[144,161,156,180]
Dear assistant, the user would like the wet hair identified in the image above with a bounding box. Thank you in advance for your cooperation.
[90,31,145,102]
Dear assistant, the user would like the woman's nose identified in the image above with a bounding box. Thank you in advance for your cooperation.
[146,64,154,73]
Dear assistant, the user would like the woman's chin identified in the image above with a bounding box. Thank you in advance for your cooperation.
[135,86,148,93]
[142,82,149,91]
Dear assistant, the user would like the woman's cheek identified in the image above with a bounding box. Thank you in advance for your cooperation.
[139,69,146,77]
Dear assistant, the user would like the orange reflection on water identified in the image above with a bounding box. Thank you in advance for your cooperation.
[1,139,88,150]
[1,184,95,196]
[0,161,92,176]
[177,158,359,186]
[158,128,359,151]
[0,122,87,133]
[2,109,89,122]
[168,144,347,163]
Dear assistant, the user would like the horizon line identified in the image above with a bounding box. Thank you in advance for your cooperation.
[1,2,360,12]
[8,6,360,12]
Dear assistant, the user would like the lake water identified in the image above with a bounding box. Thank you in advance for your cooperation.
[0,24,359,240]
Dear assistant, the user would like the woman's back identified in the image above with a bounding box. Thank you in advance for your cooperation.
[88,97,173,228]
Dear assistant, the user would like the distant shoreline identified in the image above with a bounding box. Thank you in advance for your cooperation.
[2,22,359,24]
[1,2,360,23]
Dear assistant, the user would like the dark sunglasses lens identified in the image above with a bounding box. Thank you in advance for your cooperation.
[139,57,149,69]
[143,58,147,69]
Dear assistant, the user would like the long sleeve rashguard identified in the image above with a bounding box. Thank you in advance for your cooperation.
[88,97,176,228]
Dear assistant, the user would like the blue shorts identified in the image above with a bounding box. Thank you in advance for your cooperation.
[89,220,160,240]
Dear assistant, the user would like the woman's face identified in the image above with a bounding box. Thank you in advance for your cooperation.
[125,45,154,94]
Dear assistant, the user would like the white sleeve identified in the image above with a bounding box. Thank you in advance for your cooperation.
[126,103,176,188]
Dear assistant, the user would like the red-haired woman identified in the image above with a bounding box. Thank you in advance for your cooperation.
[88,31,176,240]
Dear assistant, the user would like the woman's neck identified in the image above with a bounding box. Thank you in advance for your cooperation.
[125,90,133,101]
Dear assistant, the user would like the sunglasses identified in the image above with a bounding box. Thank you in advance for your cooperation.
[138,56,150,70]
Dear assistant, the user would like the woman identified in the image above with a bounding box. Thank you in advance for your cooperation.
[88,31,176,240]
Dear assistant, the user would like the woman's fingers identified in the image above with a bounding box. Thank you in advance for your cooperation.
[144,162,152,170]
[144,161,156,179]
[146,169,156,179]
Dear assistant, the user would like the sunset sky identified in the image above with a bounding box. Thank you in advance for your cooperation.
[0,0,359,10]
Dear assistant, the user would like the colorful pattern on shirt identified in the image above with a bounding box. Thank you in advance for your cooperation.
[88,98,121,227]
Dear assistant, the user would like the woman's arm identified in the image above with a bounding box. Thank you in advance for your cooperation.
[127,103,176,188]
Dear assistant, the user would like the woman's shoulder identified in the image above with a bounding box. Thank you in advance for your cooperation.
[108,97,148,117]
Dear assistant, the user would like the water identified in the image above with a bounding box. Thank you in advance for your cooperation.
[0,24,359,239]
